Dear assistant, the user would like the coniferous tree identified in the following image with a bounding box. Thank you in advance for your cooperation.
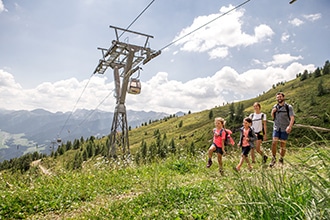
[313,67,321,78]
[323,60,330,75]
[209,109,213,120]
[235,103,245,123]
[300,70,309,81]
[189,142,195,156]
[73,152,83,170]
[169,138,176,154]
[317,79,325,96]
[140,140,147,160]
[178,120,183,128]
[229,103,235,123]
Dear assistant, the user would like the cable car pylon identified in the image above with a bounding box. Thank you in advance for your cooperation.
[93,25,160,158]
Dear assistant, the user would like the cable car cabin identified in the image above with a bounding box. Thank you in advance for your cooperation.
[128,78,141,94]
[57,137,62,144]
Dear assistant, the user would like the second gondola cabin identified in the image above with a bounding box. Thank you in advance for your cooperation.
[128,78,141,94]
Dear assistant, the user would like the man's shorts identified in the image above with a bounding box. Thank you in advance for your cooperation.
[255,132,263,140]
[241,146,251,156]
[273,129,289,140]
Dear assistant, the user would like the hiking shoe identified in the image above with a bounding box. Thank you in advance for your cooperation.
[279,157,284,165]
[269,157,276,168]
[263,155,268,164]
[206,159,212,168]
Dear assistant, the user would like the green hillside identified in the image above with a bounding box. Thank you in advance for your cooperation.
[0,70,329,219]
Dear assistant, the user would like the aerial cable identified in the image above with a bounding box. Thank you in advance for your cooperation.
[158,0,251,51]
[59,73,94,136]
[61,89,115,139]
[118,0,156,39]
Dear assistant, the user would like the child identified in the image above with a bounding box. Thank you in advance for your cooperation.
[235,117,256,172]
[206,117,226,175]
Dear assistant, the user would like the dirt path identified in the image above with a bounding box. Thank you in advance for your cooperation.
[31,159,52,175]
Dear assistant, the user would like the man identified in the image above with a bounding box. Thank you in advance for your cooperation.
[270,92,295,167]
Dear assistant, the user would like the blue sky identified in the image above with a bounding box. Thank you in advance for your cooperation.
[0,0,329,114]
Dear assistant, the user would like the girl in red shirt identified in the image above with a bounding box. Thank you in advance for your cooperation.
[206,117,226,175]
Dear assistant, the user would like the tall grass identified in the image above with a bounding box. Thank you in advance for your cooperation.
[1,142,329,219]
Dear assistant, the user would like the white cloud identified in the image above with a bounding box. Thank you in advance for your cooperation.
[267,54,303,66]
[281,32,290,43]
[303,13,321,22]
[0,0,5,13]
[0,62,316,114]
[208,47,229,59]
[289,18,304,26]
[173,5,274,59]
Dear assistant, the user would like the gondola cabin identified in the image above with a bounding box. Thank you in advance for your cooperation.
[128,78,141,94]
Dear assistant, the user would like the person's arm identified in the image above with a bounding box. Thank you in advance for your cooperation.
[286,105,295,133]
[271,107,277,120]
[263,114,267,140]
[222,139,226,154]
[286,115,294,133]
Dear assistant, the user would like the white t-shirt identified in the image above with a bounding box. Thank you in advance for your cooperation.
[249,113,266,133]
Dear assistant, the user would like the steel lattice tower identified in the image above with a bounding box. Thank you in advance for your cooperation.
[93,26,160,158]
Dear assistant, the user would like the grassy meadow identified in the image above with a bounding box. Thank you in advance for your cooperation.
[1,137,329,219]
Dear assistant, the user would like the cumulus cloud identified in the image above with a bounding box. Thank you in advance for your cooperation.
[289,18,304,27]
[0,0,5,13]
[0,61,315,114]
[303,13,321,22]
[266,54,303,66]
[173,5,274,59]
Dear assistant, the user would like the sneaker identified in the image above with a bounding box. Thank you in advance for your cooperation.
[263,155,268,164]
[233,166,240,172]
[206,159,212,168]
[279,157,284,164]
[269,157,276,167]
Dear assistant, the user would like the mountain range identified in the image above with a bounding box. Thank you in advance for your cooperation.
[0,108,178,162]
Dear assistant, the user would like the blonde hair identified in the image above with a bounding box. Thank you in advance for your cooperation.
[215,117,226,126]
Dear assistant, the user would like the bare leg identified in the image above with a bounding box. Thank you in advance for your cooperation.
[250,148,256,163]
[236,155,244,171]
[256,140,264,156]
[270,138,278,167]
[245,155,252,170]
[271,138,279,157]
[208,145,216,159]
[280,140,286,158]
[217,153,223,174]
[207,145,216,168]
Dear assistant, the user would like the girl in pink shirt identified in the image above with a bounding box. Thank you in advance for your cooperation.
[235,117,256,172]
[206,117,226,175]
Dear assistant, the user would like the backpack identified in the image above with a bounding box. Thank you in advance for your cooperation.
[250,113,265,134]
[274,103,295,124]
[220,129,235,146]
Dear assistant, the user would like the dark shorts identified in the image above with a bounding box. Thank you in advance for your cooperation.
[212,143,224,155]
[273,129,289,140]
[255,132,263,140]
[241,146,251,156]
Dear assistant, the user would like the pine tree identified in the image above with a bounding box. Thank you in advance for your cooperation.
[323,60,330,75]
